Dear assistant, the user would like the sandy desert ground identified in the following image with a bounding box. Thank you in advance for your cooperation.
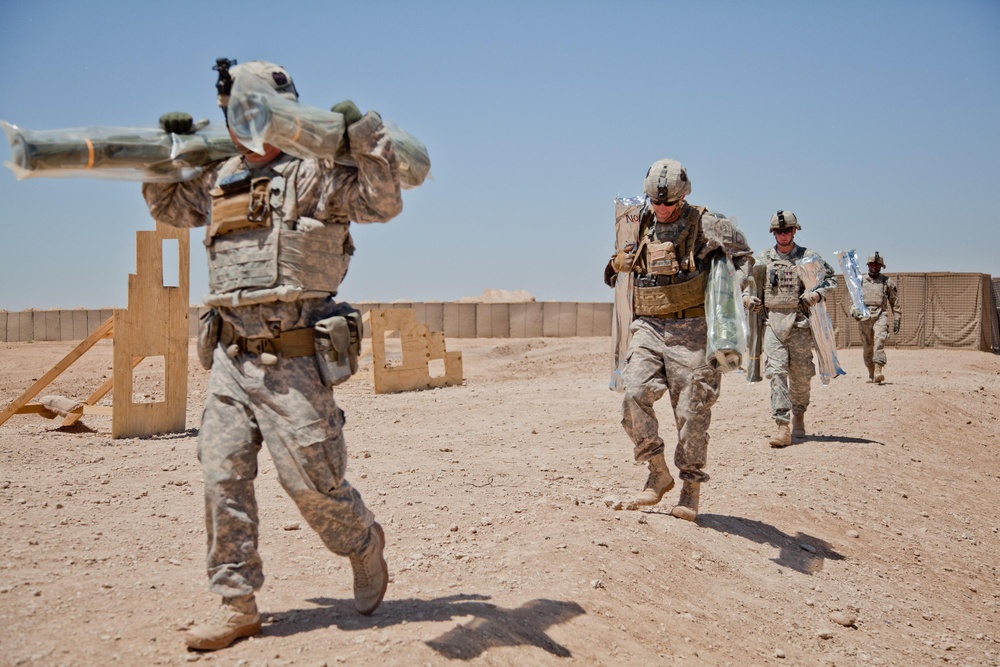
[1,336,998,666]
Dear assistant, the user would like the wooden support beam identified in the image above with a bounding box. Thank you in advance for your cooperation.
[0,316,114,427]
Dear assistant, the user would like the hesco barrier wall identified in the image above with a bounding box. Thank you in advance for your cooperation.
[3,273,998,352]
[0,302,614,343]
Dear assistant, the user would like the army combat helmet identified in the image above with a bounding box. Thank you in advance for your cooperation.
[769,210,800,232]
[215,59,299,111]
[643,159,691,205]
[867,252,886,268]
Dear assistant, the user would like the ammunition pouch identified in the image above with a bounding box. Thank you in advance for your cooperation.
[646,241,681,275]
[197,308,222,370]
[207,174,271,240]
[313,303,362,387]
[633,271,708,317]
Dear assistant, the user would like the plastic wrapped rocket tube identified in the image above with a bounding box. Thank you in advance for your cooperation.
[797,255,846,385]
[227,73,431,189]
[835,249,870,318]
[705,251,748,373]
[609,196,643,392]
[2,120,235,182]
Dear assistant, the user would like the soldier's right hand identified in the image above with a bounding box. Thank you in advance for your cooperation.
[159,112,194,135]
[743,295,762,312]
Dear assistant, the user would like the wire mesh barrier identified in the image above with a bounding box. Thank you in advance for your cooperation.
[828,273,999,352]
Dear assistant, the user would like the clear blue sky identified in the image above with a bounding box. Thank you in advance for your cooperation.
[1,0,998,310]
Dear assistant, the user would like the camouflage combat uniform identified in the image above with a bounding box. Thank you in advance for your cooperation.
[859,272,899,372]
[753,245,837,423]
[142,111,401,597]
[621,205,752,482]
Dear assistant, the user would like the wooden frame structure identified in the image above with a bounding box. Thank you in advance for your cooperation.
[366,308,462,394]
[0,221,190,438]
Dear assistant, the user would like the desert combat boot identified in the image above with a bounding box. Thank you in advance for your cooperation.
[769,420,792,448]
[184,594,262,651]
[791,412,806,439]
[873,364,885,384]
[670,481,700,522]
[351,522,389,615]
[633,454,675,507]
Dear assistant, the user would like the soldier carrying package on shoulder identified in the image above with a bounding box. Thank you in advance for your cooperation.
[144,59,409,652]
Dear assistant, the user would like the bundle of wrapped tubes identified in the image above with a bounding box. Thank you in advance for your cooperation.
[1,120,236,182]
[4,115,430,189]
[227,74,431,189]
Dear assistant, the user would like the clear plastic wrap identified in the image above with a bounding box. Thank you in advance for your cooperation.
[2,120,235,182]
[227,71,345,159]
[335,120,431,190]
[834,249,870,318]
[609,196,643,392]
[227,74,431,188]
[745,262,766,383]
[705,252,748,372]
[796,255,846,385]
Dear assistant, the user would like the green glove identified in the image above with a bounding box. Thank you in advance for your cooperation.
[850,307,863,320]
[159,111,194,135]
[330,100,363,126]
[893,317,901,334]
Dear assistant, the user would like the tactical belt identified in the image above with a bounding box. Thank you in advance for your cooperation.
[633,271,708,318]
[219,321,315,358]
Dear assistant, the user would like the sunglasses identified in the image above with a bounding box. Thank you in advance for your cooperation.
[650,199,680,207]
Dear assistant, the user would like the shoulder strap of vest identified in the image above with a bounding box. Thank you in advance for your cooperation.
[676,205,705,268]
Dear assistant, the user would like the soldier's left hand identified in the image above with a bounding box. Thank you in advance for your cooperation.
[159,111,194,135]
[331,100,363,126]
[893,317,901,334]
[800,290,822,306]
[604,259,617,287]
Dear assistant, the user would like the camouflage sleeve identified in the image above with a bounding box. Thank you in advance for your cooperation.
[887,277,899,315]
[319,111,403,224]
[140,165,219,228]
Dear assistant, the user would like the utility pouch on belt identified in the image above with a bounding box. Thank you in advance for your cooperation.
[313,303,362,387]
[197,308,222,370]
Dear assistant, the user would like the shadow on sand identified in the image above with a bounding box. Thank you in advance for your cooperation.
[698,514,845,574]
[265,593,586,659]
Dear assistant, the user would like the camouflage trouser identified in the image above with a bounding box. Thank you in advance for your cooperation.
[198,343,374,598]
[858,311,889,368]
[621,317,720,483]
[763,324,815,423]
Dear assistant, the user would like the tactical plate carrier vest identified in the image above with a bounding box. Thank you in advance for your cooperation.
[632,205,708,317]
[206,160,353,302]
[761,246,806,310]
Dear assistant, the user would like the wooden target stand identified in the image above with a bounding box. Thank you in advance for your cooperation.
[0,221,190,438]
[364,308,462,394]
